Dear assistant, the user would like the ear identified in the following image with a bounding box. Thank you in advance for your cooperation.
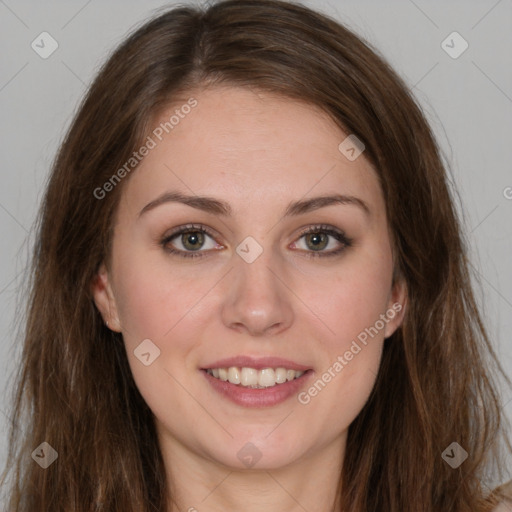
[91,263,122,332]
[383,276,407,339]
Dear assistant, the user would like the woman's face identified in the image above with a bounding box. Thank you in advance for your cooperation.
[93,85,406,471]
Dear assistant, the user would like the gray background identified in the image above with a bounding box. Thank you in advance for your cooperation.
[0,0,511,492]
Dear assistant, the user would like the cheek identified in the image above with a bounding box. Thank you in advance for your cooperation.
[306,244,394,348]
[114,271,169,343]
[295,244,392,409]
[112,254,204,412]
[113,246,209,342]
[296,273,388,433]
[297,340,383,441]
[111,247,215,390]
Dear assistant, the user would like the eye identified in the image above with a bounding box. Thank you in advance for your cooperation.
[291,225,352,258]
[160,223,352,259]
[160,224,223,259]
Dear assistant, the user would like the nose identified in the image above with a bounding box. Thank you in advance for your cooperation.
[220,249,294,337]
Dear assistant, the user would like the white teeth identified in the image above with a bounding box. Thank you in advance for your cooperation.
[206,366,306,388]
[258,368,276,387]
[275,367,288,383]
[227,366,241,384]
[240,367,258,386]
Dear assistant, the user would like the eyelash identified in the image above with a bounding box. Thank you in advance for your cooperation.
[160,223,353,260]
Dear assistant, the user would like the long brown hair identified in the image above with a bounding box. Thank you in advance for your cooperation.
[2,1,511,510]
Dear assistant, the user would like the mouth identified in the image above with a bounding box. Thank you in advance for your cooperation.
[202,366,312,389]
[199,356,314,407]
[200,365,314,408]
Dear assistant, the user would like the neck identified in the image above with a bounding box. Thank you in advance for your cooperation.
[161,432,346,512]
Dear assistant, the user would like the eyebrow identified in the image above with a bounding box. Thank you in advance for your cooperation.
[138,190,370,218]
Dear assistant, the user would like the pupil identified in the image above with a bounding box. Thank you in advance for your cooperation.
[183,232,203,250]
[308,233,327,250]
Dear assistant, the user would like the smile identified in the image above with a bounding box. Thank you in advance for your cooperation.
[205,367,306,388]
[201,367,314,407]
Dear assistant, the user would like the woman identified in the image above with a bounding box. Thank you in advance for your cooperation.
[1,0,511,510]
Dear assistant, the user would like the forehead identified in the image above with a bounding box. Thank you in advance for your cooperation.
[120,86,384,218]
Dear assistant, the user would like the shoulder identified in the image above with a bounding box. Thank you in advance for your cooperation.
[492,500,512,512]
[491,480,512,511]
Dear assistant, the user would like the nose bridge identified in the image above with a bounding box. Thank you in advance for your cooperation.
[220,238,294,335]
[236,242,276,294]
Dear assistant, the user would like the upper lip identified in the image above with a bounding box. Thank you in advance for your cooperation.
[201,356,312,372]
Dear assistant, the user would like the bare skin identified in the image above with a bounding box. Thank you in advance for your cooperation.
[93,85,407,512]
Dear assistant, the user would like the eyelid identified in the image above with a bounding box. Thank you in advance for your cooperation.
[162,223,222,243]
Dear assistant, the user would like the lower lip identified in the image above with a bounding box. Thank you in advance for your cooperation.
[201,369,314,408]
